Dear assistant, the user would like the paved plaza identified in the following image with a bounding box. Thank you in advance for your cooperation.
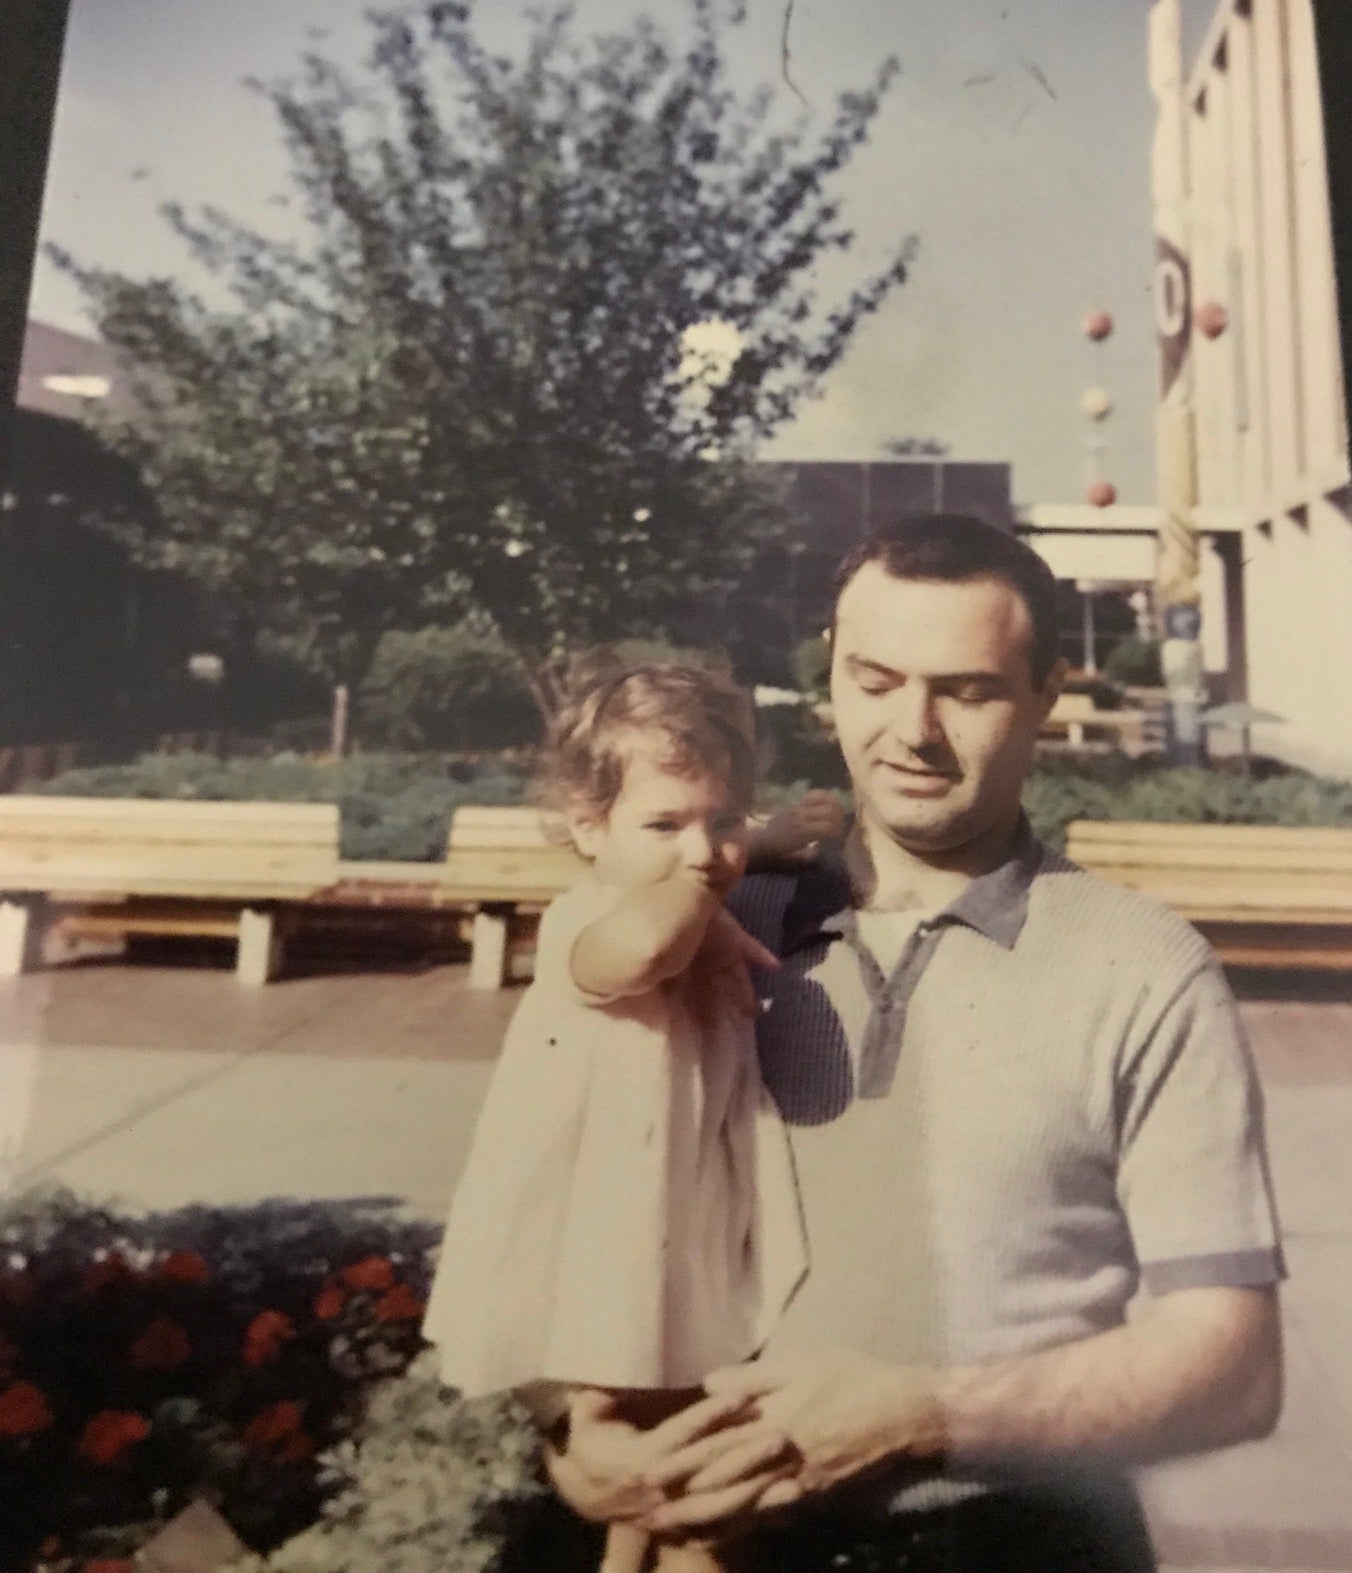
[2,952,1351,1572]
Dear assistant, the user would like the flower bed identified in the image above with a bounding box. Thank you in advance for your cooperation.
[0,1189,465,1570]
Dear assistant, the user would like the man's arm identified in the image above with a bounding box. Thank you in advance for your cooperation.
[937,1283,1281,1465]
[642,1284,1281,1534]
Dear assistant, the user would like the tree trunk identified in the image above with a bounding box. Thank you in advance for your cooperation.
[329,682,351,759]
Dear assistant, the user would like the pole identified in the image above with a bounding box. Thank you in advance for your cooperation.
[1149,0,1205,765]
[1082,589,1097,676]
[330,683,350,760]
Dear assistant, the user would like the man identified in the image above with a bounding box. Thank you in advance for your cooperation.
[546,515,1284,1572]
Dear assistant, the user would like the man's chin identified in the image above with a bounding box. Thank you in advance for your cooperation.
[872,796,974,852]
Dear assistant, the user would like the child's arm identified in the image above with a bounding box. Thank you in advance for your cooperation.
[747,789,846,870]
[570,869,723,1001]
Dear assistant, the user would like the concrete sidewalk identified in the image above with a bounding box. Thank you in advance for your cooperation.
[3,959,1351,1571]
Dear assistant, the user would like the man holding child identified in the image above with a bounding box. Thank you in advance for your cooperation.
[546,514,1284,1573]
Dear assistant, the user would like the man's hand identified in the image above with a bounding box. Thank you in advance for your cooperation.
[546,1388,798,1531]
[641,1352,945,1534]
[751,791,847,866]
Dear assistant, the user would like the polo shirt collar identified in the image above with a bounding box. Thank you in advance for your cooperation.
[790,815,1043,954]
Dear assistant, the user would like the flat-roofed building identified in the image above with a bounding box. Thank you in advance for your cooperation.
[1169,0,1349,774]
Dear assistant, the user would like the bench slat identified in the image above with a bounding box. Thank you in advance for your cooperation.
[1067,820,1352,852]
[447,806,557,852]
[1066,820,1352,957]
[0,796,338,845]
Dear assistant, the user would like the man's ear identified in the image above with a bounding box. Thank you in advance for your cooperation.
[1036,657,1070,720]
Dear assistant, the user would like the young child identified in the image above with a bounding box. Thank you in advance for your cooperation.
[422,660,836,1572]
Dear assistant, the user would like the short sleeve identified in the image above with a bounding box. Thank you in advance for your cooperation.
[1116,961,1285,1295]
[532,880,630,1003]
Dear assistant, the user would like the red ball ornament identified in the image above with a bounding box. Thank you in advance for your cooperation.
[1195,300,1229,339]
[1086,480,1117,508]
[1083,311,1114,342]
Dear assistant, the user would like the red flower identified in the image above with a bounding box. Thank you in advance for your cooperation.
[0,1270,33,1310]
[313,1284,346,1321]
[0,1380,53,1437]
[82,1253,133,1293]
[276,1428,316,1462]
[242,1399,303,1448]
[374,1283,426,1323]
[339,1255,396,1294]
[129,1315,192,1371]
[78,1410,150,1465]
[156,1249,210,1285]
[243,1309,297,1366]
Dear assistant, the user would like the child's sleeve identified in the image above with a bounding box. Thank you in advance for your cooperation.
[532,881,631,1004]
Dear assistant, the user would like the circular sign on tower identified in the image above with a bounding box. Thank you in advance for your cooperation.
[1154,236,1192,396]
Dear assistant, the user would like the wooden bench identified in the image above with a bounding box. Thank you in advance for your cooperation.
[0,797,341,985]
[313,806,586,989]
[1043,693,1151,753]
[1065,820,1352,969]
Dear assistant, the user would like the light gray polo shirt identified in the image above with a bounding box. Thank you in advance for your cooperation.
[728,823,1283,1512]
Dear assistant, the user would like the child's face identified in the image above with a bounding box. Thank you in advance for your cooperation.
[570,744,750,896]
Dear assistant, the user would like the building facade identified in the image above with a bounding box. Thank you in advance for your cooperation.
[1173,0,1350,774]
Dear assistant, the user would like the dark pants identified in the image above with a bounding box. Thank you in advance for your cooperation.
[723,1483,1157,1573]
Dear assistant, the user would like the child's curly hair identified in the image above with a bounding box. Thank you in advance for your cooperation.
[538,651,758,834]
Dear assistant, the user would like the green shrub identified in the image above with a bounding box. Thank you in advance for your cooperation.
[1025,755,1352,850]
[38,746,1352,863]
[1101,636,1163,688]
[756,705,850,791]
[227,1358,597,1573]
[358,627,540,754]
[38,753,532,862]
[791,636,831,700]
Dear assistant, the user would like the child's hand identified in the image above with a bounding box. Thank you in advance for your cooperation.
[751,791,846,865]
[688,907,779,1032]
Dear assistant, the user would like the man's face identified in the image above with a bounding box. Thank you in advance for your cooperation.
[829,565,1062,855]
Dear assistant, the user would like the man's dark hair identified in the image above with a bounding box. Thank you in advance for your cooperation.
[829,514,1061,686]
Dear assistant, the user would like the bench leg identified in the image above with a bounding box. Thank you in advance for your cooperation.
[0,900,46,976]
[237,908,284,987]
[469,909,510,990]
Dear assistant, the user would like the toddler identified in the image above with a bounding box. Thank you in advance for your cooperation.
[423,660,838,1571]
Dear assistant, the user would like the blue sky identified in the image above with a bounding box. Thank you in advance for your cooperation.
[28,1,1222,504]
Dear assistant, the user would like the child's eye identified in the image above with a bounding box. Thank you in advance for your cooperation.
[714,815,745,835]
[646,819,680,833]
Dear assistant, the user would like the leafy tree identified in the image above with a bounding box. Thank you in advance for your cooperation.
[358,620,539,751]
[51,0,914,718]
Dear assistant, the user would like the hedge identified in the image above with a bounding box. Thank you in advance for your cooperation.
[35,749,1352,863]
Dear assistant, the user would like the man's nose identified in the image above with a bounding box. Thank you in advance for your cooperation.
[888,681,943,750]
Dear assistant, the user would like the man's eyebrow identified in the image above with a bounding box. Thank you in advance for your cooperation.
[842,653,905,680]
[841,654,1006,684]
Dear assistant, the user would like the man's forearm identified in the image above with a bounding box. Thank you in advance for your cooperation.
[933,1287,1282,1470]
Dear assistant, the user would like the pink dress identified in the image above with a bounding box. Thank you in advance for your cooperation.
[422,880,807,1396]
